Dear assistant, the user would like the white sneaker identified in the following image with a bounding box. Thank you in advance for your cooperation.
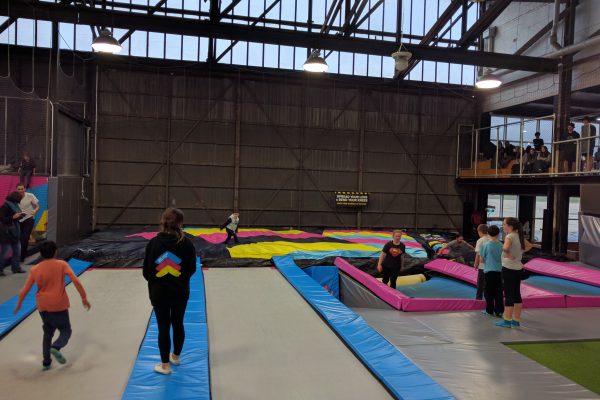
[169,353,181,366]
[154,363,171,375]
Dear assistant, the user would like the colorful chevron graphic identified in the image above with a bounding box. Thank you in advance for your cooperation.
[155,251,182,278]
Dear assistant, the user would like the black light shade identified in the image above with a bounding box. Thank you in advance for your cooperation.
[92,29,122,54]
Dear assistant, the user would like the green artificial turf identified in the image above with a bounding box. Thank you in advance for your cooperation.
[507,340,600,395]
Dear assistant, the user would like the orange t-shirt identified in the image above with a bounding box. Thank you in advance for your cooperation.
[20,259,85,312]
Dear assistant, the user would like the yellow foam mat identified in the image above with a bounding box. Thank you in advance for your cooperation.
[376,274,426,286]
[228,241,380,259]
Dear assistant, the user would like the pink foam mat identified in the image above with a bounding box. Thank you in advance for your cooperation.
[425,259,567,309]
[565,296,600,308]
[334,258,485,312]
[524,258,600,288]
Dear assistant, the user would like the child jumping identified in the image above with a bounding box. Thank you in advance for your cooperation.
[479,225,504,317]
[13,241,91,369]
[220,211,240,245]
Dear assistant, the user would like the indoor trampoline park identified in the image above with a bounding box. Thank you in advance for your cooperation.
[2,1,600,399]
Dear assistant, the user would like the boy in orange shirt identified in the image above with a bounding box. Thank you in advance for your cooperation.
[13,241,91,370]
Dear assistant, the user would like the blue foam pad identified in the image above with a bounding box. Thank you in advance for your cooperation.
[398,276,477,299]
[304,266,340,299]
[122,257,209,400]
[274,256,454,400]
[526,275,600,296]
[0,258,91,338]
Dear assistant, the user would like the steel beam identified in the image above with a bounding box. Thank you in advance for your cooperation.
[9,1,559,72]
[457,0,512,49]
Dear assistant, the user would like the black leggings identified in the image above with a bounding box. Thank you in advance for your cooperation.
[502,267,522,307]
[382,266,400,289]
[154,300,188,363]
[484,271,504,315]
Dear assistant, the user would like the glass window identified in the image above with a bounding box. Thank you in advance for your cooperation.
[37,20,52,48]
[148,32,165,58]
[182,36,199,61]
[16,19,35,47]
[75,24,93,52]
[568,197,579,242]
[534,196,547,242]
[130,31,148,57]
[59,23,75,50]
[165,34,182,60]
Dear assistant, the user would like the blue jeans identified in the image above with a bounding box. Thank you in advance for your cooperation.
[0,241,21,272]
[40,310,72,366]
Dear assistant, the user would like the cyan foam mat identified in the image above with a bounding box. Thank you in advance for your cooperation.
[0,258,91,339]
[274,256,454,400]
[526,275,600,296]
[122,257,209,400]
[398,277,476,299]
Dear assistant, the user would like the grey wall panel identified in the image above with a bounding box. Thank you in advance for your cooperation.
[98,116,168,141]
[360,213,415,229]
[171,143,235,165]
[97,162,167,185]
[416,194,463,214]
[98,138,168,162]
[302,149,359,171]
[239,168,297,190]
[97,185,165,208]
[238,189,298,210]
[302,170,357,191]
[240,147,299,169]
[170,121,235,144]
[361,173,416,194]
[303,129,360,151]
[168,187,234,209]
[168,165,234,187]
[240,124,301,147]
[363,152,417,174]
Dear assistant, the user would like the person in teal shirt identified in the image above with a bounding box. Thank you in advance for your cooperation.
[479,225,504,317]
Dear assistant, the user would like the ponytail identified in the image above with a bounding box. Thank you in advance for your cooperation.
[160,207,185,242]
[504,217,525,250]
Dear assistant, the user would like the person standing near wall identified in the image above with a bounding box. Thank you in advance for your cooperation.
[143,207,196,375]
[560,123,579,173]
[581,116,597,172]
[474,224,489,300]
[17,183,39,262]
[377,230,406,289]
[220,211,240,246]
[18,152,36,189]
[0,191,26,275]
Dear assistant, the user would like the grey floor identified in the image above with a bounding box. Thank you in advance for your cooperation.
[204,268,393,400]
[355,307,600,400]
[0,253,41,304]
[0,269,152,400]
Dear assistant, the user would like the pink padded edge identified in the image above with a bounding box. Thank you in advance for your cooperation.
[425,259,566,309]
[524,258,600,288]
[402,298,484,312]
[565,296,600,308]
[334,257,405,310]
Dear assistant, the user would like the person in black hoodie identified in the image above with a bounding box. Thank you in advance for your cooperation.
[0,191,26,275]
[143,207,196,375]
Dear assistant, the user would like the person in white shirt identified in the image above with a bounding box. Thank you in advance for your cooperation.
[17,183,39,262]
[474,224,490,300]
[220,212,240,246]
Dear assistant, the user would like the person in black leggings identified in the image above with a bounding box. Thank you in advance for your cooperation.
[377,230,406,289]
[143,207,197,374]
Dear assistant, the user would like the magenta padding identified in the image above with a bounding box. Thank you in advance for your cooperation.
[126,231,158,240]
[425,259,478,284]
[426,259,566,309]
[524,258,600,288]
[565,296,600,308]
[402,298,484,312]
[334,258,405,310]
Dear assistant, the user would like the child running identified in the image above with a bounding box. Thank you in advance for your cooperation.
[479,225,504,317]
[13,241,91,370]
[220,211,240,246]
[473,224,489,300]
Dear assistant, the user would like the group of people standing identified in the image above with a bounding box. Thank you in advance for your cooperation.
[0,183,40,275]
[559,118,598,173]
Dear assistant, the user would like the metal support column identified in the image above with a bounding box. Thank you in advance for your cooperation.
[234,73,241,211]
[357,89,365,229]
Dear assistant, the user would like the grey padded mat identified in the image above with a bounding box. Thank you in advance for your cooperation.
[0,269,152,400]
[204,268,393,400]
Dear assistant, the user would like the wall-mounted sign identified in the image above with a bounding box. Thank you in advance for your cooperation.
[335,191,369,207]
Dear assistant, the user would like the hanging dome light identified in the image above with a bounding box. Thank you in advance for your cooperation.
[303,50,328,73]
[475,72,502,89]
[92,28,122,54]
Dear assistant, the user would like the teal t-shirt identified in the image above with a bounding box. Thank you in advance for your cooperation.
[480,240,503,273]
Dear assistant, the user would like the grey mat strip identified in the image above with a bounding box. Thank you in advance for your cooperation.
[0,269,152,400]
[204,268,393,400]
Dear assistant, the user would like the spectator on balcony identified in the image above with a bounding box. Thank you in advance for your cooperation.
[533,146,551,173]
[532,132,544,151]
[523,146,537,173]
[581,116,597,172]
[559,123,579,172]
[504,141,517,159]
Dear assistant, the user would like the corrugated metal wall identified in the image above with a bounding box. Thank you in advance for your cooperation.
[96,67,473,230]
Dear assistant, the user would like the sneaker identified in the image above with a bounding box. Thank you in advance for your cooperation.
[495,320,512,328]
[154,363,171,375]
[481,311,493,317]
[511,320,521,327]
[495,313,504,318]
[12,269,26,274]
[50,348,66,364]
[169,353,181,366]
[42,364,51,371]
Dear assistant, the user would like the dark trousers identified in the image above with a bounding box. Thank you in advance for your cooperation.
[502,267,522,306]
[40,310,72,366]
[20,171,33,189]
[0,241,20,272]
[382,266,400,289]
[476,269,485,300]
[154,300,188,363]
[484,271,504,315]
[223,228,239,245]
[19,218,35,262]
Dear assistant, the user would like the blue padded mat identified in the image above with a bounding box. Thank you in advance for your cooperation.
[274,256,454,400]
[0,258,91,338]
[122,258,209,400]
[398,276,476,299]
[526,275,600,296]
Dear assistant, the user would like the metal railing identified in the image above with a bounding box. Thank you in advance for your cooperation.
[457,114,600,178]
